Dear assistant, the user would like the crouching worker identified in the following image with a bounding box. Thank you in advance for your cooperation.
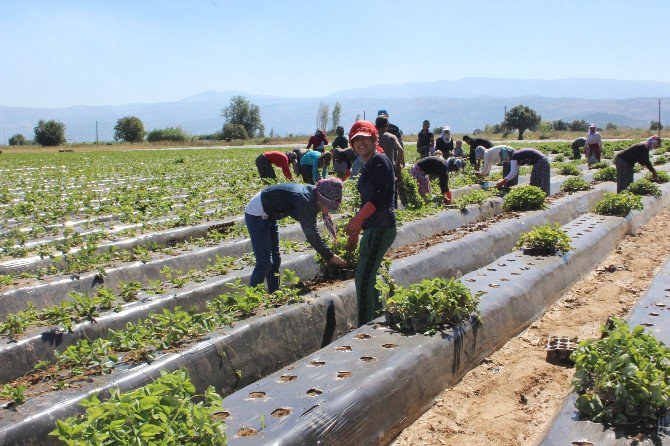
[496,148,550,195]
[411,155,465,205]
[614,135,661,193]
[245,178,347,292]
[255,151,295,183]
[475,145,517,186]
[344,120,397,325]
[332,147,358,181]
[300,150,332,184]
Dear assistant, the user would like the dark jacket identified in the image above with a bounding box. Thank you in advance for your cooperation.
[358,153,396,229]
[615,143,653,170]
[260,183,333,259]
[435,137,454,157]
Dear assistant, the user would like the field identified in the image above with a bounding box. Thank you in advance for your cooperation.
[0,139,669,445]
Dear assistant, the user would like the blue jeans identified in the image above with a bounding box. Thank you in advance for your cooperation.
[245,213,281,292]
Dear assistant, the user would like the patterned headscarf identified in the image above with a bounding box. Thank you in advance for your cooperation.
[475,145,486,160]
[644,135,662,150]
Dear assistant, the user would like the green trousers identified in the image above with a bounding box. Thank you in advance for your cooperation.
[355,226,397,325]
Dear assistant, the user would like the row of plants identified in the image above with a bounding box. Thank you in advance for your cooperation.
[0,271,303,407]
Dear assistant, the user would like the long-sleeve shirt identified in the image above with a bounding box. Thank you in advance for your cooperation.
[379,132,402,165]
[332,135,348,149]
[332,148,358,169]
[358,152,396,229]
[307,134,329,151]
[417,129,433,148]
[479,145,515,177]
[585,132,602,148]
[300,150,326,181]
[256,183,334,260]
[616,143,653,170]
[466,137,494,164]
[416,156,451,193]
[571,137,587,150]
[505,148,546,181]
[263,151,293,180]
[435,137,454,157]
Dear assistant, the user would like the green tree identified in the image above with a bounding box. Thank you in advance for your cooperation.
[605,122,618,130]
[650,121,664,131]
[331,102,342,132]
[8,134,27,146]
[552,119,569,131]
[220,95,264,138]
[221,123,248,140]
[570,119,589,132]
[317,102,329,131]
[34,119,66,146]
[113,116,146,142]
[146,127,189,142]
[503,105,541,140]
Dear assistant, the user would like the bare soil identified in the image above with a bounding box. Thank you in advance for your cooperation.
[391,205,670,446]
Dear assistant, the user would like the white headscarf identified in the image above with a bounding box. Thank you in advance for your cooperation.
[441,126,451,144]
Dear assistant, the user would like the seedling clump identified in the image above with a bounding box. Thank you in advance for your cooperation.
[560,176,591,193]
[558,163,581,176]
[571,318,670,427]
[381,277,481,333]
[627,178,661,197]
[515,223,572,254]
[594,192,643,217]
[646,170,670,183]
[50,369,227,445]
[503,185,546,211]
[593,166,617,182]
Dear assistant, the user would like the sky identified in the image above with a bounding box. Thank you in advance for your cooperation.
[1,0,669,108]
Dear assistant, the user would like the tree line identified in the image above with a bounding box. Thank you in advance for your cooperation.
[6,99,665,146]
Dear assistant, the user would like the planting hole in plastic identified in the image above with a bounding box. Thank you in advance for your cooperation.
[248,392,267,399]
[237,427,258,437]
[271,408,292,418]
[336,371,351,379]
[360,356,376,363]
[335,346,352,352]
[306,388,322,396]
[278,375,297,383]
[382,343,398,349]
[212,411,230,421]
[466,278,476,282]
[308,360,325,367]
[354,333,371,340]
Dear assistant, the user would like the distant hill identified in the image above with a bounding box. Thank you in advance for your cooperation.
[1,78,669,142]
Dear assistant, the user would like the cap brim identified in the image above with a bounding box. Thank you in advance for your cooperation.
[350,131,375,141]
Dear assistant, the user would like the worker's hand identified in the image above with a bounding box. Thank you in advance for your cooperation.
[346,232,359,251]
[475,172,484,180]
[344,215,363,236]
[496,178,508,189]
[329,255,348,268]
[652,172,659,182]
[443,191,453,205]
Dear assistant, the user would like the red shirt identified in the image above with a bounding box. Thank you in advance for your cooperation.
[263,151,293,180]
[307,135,329,151]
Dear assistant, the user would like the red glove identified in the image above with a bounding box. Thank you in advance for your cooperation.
[496,178,508,189]
[443,190,452,205]
[345,201,376,236]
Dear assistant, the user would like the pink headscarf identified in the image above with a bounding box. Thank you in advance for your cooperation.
[644,135,662,150]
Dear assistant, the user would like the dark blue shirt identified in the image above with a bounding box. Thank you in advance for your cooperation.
[357,152,396,229]
[510,148,546,165]
[260,183,333,259]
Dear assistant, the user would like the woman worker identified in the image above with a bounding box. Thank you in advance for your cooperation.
[614,136,661,193]
[411,155,465,205]
[475,145,517,186]
[299,150,332,184]
[255,151,295,182]
[496,148,550,195]
[245,178,347,292]
[344,120,397,326]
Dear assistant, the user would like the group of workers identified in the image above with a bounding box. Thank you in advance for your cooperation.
[249,113,663,325]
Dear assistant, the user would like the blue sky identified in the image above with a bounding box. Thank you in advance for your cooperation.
[1,0,668,108]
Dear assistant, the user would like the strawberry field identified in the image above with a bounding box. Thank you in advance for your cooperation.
[0,139,669,445]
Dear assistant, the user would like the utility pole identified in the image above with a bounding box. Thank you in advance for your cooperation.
[363,111,366,120]
[95,121,99,145]
[659,99,662,138]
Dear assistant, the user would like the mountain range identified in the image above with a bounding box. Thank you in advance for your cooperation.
[1,78,668,142]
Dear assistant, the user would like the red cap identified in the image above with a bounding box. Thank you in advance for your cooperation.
[348,120,379,143]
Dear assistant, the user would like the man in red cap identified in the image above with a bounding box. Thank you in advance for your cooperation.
[345,120,397,325]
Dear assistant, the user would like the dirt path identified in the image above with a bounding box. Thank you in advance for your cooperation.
[391,206,670,446]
